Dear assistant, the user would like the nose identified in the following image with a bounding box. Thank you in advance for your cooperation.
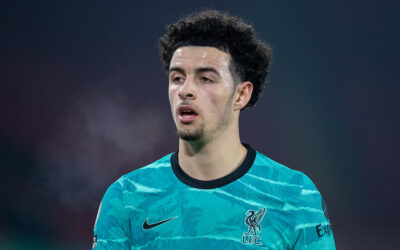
[178,78,196,100]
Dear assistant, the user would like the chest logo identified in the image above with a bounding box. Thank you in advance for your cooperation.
[142,216,177,230]
[242,208,266,246]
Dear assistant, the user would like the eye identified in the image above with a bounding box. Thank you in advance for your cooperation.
[171,75,185,84]
[174,77,182,82]
[200,77,214,83]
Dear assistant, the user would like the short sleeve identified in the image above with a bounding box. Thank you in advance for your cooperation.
[93,179,131,249]
[292,175,336,249]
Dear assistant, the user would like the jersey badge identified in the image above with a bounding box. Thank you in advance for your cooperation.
[242,207,266,246]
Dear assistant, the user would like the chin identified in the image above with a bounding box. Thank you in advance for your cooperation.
[177,127,204,141]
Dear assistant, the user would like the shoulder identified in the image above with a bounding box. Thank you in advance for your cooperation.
[250,152,334,248]
[122,153,173,181]
[252,151,317,190]
[250,151,325,209]
[251,150,331,221]
[105,153,174,195]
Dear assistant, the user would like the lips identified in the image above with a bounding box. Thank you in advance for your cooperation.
[177,105,198,123]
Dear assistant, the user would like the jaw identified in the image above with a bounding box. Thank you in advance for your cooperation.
[177,124,205,142]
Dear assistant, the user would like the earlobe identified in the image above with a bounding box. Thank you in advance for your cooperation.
[234,82,253,110]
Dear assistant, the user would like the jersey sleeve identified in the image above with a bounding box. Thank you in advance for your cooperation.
[292,174,336,250]
[93,179,131,249]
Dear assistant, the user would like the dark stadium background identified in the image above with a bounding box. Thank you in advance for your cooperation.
[1,0,399,249]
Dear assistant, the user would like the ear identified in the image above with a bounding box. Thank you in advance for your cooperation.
[233,81,253,110]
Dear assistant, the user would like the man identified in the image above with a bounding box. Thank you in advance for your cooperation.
[93,10,335,249]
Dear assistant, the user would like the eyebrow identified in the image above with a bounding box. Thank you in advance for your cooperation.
[169,67,221,77]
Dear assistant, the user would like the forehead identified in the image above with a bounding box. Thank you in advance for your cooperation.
[170,46,231,71]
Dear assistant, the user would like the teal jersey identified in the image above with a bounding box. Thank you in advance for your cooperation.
[93,144,335,249]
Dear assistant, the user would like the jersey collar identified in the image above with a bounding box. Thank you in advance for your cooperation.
[170,143,256,189]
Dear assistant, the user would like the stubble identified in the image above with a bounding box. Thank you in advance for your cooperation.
[176,96,233,142]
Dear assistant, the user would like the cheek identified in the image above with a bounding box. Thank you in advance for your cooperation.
[208,84,234,105]
[202,89,232,118]
[168,85,177,106]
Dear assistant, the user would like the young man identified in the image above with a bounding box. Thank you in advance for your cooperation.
[93,10,335,249]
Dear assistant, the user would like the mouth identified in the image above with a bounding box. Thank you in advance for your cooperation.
[177,105,199,124]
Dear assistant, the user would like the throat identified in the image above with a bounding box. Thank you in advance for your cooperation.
[178,141,247,181]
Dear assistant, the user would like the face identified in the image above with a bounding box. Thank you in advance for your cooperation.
[168,46,237,142]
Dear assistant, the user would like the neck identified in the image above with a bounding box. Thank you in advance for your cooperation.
[178,122,247,181]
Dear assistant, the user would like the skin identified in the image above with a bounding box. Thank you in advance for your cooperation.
[168,46,253,181]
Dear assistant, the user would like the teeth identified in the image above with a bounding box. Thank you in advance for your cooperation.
[182,109,194,113]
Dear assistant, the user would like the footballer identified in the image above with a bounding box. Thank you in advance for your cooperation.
[93,10,335,249]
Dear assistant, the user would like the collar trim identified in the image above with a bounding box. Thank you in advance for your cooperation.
[170,144,256,189]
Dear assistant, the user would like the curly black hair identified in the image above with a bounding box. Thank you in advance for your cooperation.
[159,10,272,108]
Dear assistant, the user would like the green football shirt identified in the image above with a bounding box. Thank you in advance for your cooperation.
[93,144,335,249]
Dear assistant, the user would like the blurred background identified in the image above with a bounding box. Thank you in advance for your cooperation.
[1,0,399,249]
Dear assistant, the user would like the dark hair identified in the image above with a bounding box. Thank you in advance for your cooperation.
[159,10,272,108]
